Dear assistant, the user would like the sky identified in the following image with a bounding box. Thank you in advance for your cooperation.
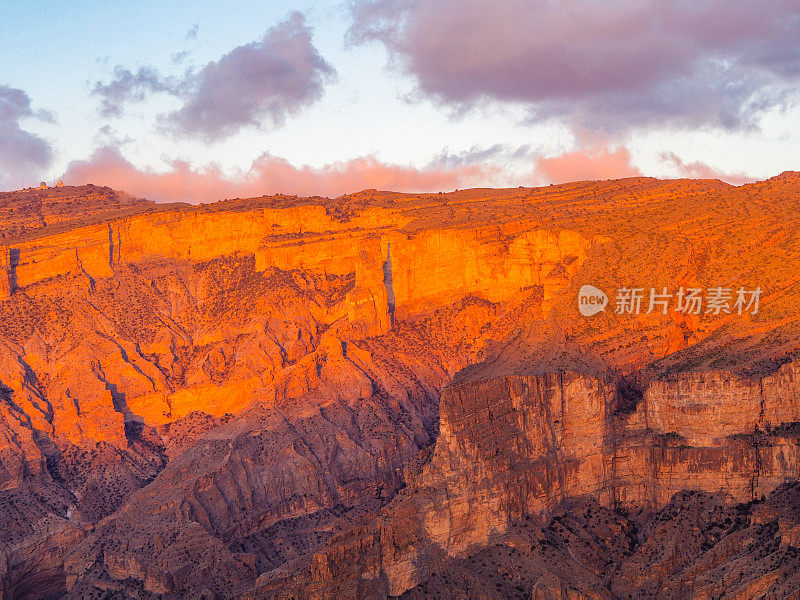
[1,0,799,202]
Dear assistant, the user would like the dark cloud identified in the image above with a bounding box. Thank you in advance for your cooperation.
[92,66,185,117]
[432,144,506,168]
[0,85,54,189]
[171,50,191,65]
[92,12,335,141]
[431,143,531,169]
[164,12,335,141]
[94,124,134,147]
[186,24,199,40]
[349,0,800,130]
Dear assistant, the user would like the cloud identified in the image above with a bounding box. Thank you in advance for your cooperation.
[349,0,800,130]
[92,12,334,141]
[171,50,191,65]
[660,152,756,185]
[94,124,134,147]
[165,12,335,140]
[60,146,487,203]
[93,12,335,141]
[58,140,761,202]
[431,143,530,169]
[0,85,54,189]
[534,133,642,184]
[530,133,758,185]
[92,66,184,117]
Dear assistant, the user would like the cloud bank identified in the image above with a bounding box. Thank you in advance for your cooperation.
[350,0,800,130]
[61,139,757,204]
[660,152,755,185]
[61,146,487,203]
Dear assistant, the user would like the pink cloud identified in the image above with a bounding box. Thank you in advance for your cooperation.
[533,139,758,186]
[660,152,756,185]
[534,134,642,184]
[61,146,488,203]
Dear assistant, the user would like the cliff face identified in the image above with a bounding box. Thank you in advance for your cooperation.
[0,175,800,598]
[301,365,800,598]
[375,484,800,600]
[1,207,587,331]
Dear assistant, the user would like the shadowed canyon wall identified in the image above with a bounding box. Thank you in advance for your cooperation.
[302,364,800,598]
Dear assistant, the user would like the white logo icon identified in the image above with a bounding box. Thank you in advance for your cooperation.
[578,285,608,316]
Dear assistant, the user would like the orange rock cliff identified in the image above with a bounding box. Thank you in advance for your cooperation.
[1,175,800,599]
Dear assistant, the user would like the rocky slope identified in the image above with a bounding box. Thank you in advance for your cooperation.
[393,483,800,599]
[0,174,799,598]
[0,185,152,243]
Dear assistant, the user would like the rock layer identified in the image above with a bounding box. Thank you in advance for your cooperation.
[0,175,800,598]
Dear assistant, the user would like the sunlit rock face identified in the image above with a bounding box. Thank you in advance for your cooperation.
[0,174,800,598]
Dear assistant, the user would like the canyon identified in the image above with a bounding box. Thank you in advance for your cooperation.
[0,174,799,599]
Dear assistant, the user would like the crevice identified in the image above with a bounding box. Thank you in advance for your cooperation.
[74,249,96,292]
[613,376,644,415]
[116,225,122,263]
[540,374,567,504]
[751,378,766,500]
[93,361,137,424]
[383,242,396,321]
[108,223,115,267]
[8,247,20,293]
[16,356,54,423]
[749,426,764,502]
[605,378,620,511]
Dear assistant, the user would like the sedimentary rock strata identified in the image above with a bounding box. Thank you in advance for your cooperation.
[0,174,799,598]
